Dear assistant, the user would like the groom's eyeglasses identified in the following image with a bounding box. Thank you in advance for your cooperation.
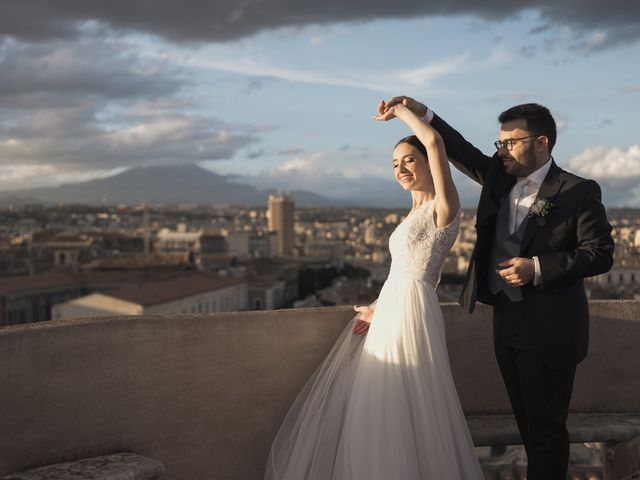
[494,135,542,151]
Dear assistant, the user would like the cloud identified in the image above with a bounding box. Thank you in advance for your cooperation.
[0,34,262,181]
[569,145,640,183]
[277,148,305,156]
[568,145,640,205]
[152,46,504,93]
[241,78,267,95]
[397,54,470,86]
[309,35,326,46]
[529,24,552,35]
[1,1,638,49]
[0,107,259,169]
[0,164,127,191]
[176,55,398,92]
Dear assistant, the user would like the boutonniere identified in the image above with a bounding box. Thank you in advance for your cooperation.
[527,198,555,226]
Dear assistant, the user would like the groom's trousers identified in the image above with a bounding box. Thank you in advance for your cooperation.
[492,291,577,480]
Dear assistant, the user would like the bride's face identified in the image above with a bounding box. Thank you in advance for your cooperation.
[392,143,430,191]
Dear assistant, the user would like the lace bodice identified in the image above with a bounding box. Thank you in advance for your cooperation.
[388,200,460,287]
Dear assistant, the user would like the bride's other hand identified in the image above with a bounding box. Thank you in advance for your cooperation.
[352,305,373,335]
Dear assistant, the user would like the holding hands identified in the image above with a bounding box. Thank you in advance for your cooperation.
[372,96,428,121]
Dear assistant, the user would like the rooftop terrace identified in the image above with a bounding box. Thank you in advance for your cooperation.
[1,300,639,479]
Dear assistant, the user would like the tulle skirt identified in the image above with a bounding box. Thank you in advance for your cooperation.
[265,272,484,479]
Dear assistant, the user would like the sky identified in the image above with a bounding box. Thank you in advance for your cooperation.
[0,0,639,207]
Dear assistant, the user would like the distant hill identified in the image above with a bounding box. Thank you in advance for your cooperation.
[0,164,338,207]
[0,163,479,208]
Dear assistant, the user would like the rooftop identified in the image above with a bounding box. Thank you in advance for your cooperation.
[0,270,224,295]
[103,274,245,306]
[1,300,639,479]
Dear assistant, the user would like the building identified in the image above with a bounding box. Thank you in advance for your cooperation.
[247,276,286,310]
[596,266,640,286]
[242,257,299,307]
[53,274,247,320]
[248,231,277,258]
[155,225,227,255]
[268,194,295,256]
[30,231,96,272]
[0,273,84,326]
[304,240,345,268]
[225,230,252,257]
[0,270,201,326]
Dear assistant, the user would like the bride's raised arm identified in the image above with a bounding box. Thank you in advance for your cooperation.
[374,99,460,228]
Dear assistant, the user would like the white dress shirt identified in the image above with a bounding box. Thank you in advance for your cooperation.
[513,160,552,286]
[423,107,550,286]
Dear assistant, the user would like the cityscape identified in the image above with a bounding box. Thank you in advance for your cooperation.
[1,195,638,327]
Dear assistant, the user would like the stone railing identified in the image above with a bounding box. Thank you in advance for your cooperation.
[1,301,639,479]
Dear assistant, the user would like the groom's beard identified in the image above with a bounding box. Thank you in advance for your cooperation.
[502,144,538,177]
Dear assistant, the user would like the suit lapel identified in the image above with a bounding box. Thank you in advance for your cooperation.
[520,161,565,253]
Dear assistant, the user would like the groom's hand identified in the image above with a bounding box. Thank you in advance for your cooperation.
[497,257,535,287]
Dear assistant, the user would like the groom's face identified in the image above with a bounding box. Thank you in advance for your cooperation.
[498,119,546,177]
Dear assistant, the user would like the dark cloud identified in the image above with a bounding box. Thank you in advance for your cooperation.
[0,38,181,109]
[246,148,266,159]
[1,1,639,48]
[528,24,552,35]
[277,148,305,156]
[242,78,267,95]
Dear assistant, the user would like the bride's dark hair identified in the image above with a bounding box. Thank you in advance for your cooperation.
[395,135,428,159]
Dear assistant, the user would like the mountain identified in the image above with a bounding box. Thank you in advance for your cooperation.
[0,164,476,208]
[0,164,338,207]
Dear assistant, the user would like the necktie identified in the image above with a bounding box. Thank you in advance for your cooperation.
[510,179,530,234]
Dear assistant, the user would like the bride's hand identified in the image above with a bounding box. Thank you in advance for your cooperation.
[352,305,373,335]
[372,99,403,121]
[372,99,413,122]
[384,96,428,117]
[372,96,428,121]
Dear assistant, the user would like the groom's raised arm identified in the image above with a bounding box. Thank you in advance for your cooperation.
[382,96,493,185]
[429,113,493,186]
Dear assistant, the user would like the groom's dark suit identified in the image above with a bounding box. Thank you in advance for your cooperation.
[431,113,614,479]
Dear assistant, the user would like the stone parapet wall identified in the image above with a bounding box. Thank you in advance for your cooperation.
[1,301,638,479]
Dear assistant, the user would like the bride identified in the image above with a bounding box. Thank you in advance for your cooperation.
[265,100,484,479]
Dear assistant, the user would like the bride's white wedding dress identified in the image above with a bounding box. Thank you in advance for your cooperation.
[265,199,483,479]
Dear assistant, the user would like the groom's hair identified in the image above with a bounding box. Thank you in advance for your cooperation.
[499,103,557,153]
[395,135,428,159]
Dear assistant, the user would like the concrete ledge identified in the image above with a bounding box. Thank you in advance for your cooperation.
[1,301,639,480]
[1,453,164,480]
[468,414,640,446]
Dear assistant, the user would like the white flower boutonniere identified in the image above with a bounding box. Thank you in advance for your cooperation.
[528,198,555,226]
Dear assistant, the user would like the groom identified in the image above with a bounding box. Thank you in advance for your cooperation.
[381,97,614,479]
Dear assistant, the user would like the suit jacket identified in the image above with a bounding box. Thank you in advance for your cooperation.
[432,114,615,368]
